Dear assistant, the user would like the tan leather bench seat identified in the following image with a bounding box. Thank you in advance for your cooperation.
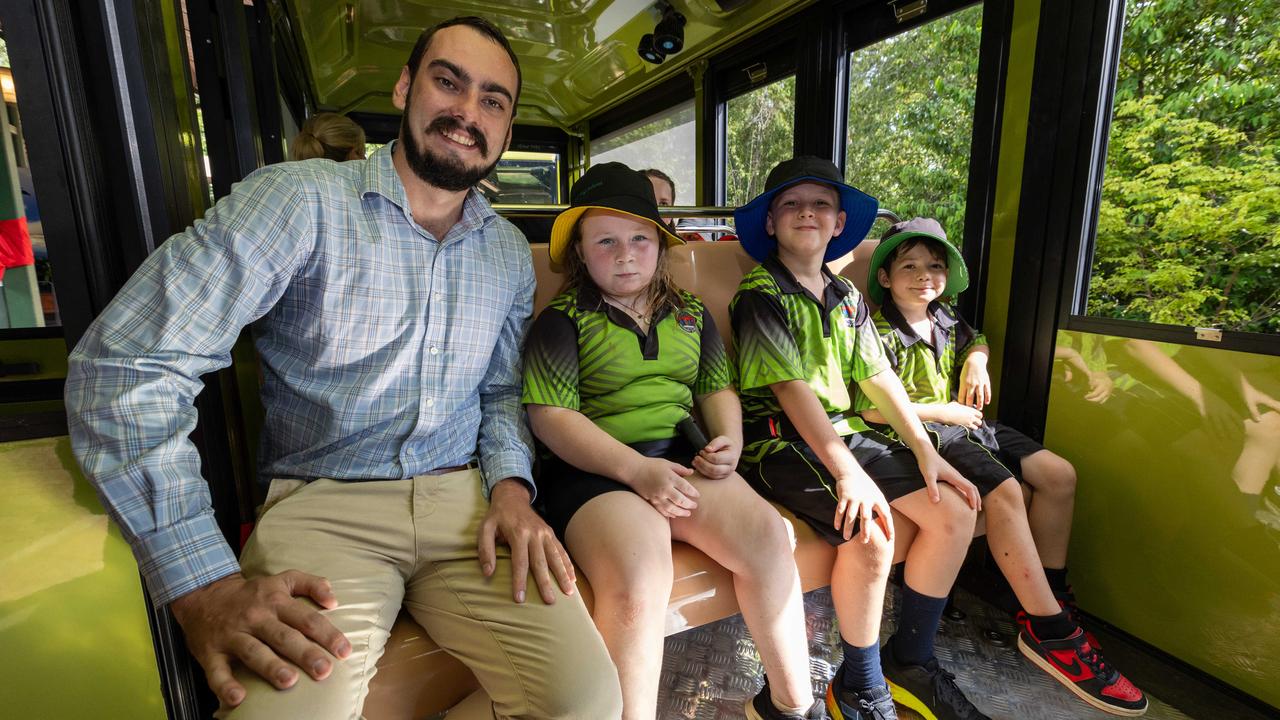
[364,239,880,719]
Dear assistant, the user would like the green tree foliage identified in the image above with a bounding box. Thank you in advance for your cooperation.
[1090,0,1280,334]
[845,5,983,246]
[725,75,796,207]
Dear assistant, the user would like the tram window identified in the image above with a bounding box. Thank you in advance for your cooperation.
[482,150,561,205]
[724,76,796,208]
[0,35,59,331]
[1083,1,1279,337]
[592,100,696,206]
[844,4,983,246]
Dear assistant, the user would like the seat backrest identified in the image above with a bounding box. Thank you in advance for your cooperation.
[528,238,882,350]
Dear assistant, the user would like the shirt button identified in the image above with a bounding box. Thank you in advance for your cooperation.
[425,398,435,408]
[429,346,439,355]
[434,292,444,301]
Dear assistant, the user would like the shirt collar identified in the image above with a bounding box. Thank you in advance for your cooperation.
[880,298,957,347]
[359,140,498,234]
[762,253,851,302]
[574,283,675,326]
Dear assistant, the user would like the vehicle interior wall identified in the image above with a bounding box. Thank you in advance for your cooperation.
[0,435,167,720]
[1044,333,1280,708]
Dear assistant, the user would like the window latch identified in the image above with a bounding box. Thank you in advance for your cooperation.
[1195,327,1223,342]
[744,62,768,84]
[889,0,928,23]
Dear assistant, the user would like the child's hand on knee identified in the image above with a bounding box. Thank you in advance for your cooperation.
[835,469,894,543]
[626,457,700,518]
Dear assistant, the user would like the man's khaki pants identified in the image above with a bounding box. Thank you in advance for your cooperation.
[217,470,622,719]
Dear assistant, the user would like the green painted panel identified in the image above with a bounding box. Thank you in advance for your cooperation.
[0,337,69,381]
[0,436,166,719]
[980,0,1039,407]
[1045,331,1280,708]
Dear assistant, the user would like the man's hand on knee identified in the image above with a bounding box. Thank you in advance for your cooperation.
[479,478,577,605]
[169,570,351,708]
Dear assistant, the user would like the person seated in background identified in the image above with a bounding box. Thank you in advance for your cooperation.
[859,217,1147,717]
[289,112,366,162]
[523,162,826,720]
[640,167,709,241]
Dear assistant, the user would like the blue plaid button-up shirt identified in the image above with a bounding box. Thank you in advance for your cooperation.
[65,143,535,607]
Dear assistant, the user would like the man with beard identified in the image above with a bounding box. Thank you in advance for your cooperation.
[64,16,622,720]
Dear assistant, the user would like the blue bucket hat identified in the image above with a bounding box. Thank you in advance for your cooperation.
[732,156,879,262]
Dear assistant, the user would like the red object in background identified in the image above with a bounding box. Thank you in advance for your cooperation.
[0,216,34,282]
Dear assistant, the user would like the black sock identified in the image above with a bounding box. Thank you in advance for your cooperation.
[1044,567,1070,594]
[1028,609,1076,640]
[891,583,947,666]
[839,638,884,693]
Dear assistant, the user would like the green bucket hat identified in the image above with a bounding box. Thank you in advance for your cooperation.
[867,217,969,305]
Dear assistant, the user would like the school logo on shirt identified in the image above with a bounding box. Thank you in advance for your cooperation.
[677,312,697,333]
[840,302,857,328]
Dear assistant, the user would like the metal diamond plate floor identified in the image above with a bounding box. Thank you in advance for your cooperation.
[655,587,1197,720]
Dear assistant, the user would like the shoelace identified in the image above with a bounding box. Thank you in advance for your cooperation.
[855,696,893,720]
[934,667,984,720]
[1077,640,1120,683]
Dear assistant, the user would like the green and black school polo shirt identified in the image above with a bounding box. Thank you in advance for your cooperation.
[521,285,733,445]
[853,298,987,414]
[730,254,891,464]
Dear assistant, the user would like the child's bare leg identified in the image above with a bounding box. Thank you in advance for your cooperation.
[1019,450,1077,569]
[983,478,1059,615]
[830,524,895,647]
[671,473,814,710]
[566,493,674,720]
[889,486,976,596]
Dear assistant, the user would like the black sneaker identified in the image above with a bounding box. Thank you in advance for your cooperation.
[880,646,990,720]
[825,661,897,720]
[744,677,828,720]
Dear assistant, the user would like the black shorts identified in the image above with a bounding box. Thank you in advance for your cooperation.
[740,429,927,547]
[538,436,698,541]
[988,421,1046,475]
[923,421,1014,497]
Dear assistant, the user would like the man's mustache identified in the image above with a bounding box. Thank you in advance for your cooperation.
[427,116,488,157]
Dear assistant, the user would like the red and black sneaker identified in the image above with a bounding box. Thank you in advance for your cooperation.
[1016,612,1148,716]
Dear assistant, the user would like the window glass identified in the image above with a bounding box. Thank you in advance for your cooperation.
[845,4,983,248]
[481,150,560,205]
[593,100,695,205]
[0,34,59,329]
[724,77,796,208]
[1086,1,1279,335]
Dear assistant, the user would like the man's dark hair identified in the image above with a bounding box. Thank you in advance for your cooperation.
[406,16,523,106]
[639,168,676,198]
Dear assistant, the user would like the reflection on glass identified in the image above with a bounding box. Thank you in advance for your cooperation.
[481,150,560,205]
[845,3,982,245]
[1047,330,1280,704]
[725,76,795,207]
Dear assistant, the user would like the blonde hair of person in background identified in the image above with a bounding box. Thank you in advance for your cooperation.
[289,112,367,162]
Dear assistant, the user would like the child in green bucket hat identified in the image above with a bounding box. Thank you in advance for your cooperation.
[859,217,1147,717]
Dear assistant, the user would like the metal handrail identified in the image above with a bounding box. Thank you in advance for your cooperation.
[492,204,902,226]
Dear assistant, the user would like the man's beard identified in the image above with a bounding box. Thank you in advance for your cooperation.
[400,107,502,192]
